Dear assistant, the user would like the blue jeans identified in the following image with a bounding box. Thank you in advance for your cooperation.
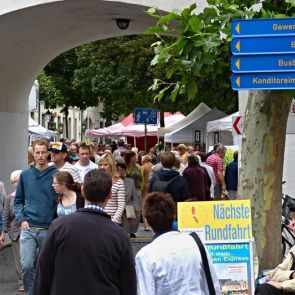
[20,228,48,295]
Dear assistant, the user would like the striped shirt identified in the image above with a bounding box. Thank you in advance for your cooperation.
[59,162,82,183]
[206,153,223,186]
[105,178,126,224]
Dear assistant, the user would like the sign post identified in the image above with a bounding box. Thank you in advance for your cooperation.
[178,200,254,294]
[231,17,295,90]
[144,123,147,152]
[134,108,158,152]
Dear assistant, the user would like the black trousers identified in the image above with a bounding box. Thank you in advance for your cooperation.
[255,283,295,295]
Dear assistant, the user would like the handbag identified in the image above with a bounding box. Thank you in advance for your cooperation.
[190,232,216,295]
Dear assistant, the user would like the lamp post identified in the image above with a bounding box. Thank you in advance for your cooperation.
[44,110,52,129]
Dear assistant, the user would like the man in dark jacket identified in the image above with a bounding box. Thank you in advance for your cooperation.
[148,152,190,203]
[33,169,137,295]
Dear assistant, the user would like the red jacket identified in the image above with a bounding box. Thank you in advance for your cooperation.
[183,165,211,201]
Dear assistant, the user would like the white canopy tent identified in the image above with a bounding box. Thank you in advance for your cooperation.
[28,117,58,138]
[158,102,211,138]
[164,108,227,144]
[206,112,240,149]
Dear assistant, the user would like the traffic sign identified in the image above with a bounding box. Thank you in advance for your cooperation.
[231,72,295,90]
[232,116,244,135]
[231,36,295,55]
[231,54,295,73]
[231,18,295,37]
[134,108,158,125]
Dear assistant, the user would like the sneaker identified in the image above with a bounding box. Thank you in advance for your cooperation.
[18,284,24,292]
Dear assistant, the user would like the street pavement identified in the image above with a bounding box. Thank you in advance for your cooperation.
[0,224,152,294]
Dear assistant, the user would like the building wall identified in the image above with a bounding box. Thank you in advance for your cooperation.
[31,101,105,141]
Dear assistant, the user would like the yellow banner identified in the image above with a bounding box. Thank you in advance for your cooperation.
[178,200,252,242]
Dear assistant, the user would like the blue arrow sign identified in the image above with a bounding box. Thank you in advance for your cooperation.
[231,72,295,90]
[231,36,295,55]
[231,18,295,37]
[134,108,158,125]
[231,54,295,73]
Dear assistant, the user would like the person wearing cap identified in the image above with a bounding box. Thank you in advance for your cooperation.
[50,142,82,183]
[74,143,97,182]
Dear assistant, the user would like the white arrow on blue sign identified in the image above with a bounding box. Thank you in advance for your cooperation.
[231,18,295,37]
[231,72,295,90]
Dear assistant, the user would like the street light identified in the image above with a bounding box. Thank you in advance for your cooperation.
[44,110,52,123]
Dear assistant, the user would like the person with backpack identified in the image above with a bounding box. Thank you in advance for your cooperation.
[148,152,190,204]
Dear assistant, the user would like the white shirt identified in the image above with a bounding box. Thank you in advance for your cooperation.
[59,162,82,183]
[136,231,221,295]
[200,162,216,198]
[74,160,97,182]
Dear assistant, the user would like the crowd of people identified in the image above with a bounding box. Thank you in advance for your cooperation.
[0,137,240,295]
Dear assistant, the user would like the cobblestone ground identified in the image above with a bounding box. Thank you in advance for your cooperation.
[0,225,152,294]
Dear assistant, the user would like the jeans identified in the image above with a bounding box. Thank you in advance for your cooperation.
[20,228,48,295]
[11,239,23,284]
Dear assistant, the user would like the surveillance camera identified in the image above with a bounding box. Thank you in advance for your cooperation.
[116,19,130,30]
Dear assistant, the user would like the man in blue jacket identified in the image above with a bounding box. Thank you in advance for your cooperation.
[14,138,57,295]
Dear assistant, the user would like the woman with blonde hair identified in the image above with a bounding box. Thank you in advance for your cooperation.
[99,154,126,224]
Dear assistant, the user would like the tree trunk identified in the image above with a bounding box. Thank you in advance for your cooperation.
[239,90,291,271]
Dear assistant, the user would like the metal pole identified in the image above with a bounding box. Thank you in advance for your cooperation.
[144,124,147,152]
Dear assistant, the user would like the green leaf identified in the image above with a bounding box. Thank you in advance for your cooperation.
[192,63,203,75]
[188,15,203,32]
[151,54,159,66]
[170,83,180,101]
[286,0,295,5]
[182,4,197,19]
[166,68,175,79]
[187,79,198,100]
[145,7,160,18]
[145,26,167,34]
[155,86,170,101]
[158,11,178,26]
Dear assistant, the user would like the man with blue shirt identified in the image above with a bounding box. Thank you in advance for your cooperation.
[225,151,238,199]
[14,138,57,295]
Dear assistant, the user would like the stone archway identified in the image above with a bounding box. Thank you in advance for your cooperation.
[0,0,202,186]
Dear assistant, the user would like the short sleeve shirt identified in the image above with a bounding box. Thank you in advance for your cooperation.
[206,153,223,186]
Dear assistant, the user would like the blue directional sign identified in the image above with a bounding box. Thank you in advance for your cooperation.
[231,72,295,90]
[231,36,295,55]
[231,54,295,73]
[231,18,295,37]
[134,108,158,125]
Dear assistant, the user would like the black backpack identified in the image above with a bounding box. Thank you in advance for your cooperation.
[152,173,180,193]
